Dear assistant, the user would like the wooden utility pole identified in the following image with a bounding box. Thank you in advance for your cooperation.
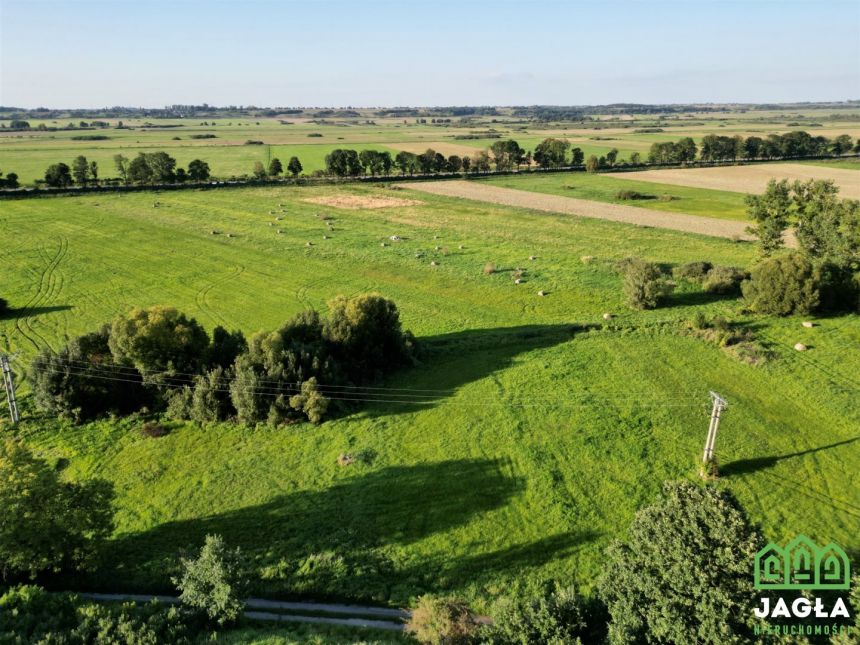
[702,391,727,467]
[1,354,20,424]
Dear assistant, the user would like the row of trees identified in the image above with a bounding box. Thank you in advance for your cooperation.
[31,294,416,425]
[42,152,213,187]
[649,131,858,165]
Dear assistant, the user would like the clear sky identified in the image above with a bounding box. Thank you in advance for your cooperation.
[1,0,858,108]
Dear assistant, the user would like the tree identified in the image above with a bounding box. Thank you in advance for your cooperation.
[267,157,283,177]
[741,252,821,315]
[447,155,462,172]
[325,149,361,176]
[72,156,90,185]
[89,160,98,184]
[108,306,210,378]
[288,377,329,424]
[620,257,674,309]
[831,134,853,155]
[287,156,303,177]
[486,583,592,644]
[113,154,129,183]
[743,136,764,160]
[44,162,72,187]
[0,440,114,579]
[127,154,153,183]
[599,481,763,644]
[605,148,619,166]
[533,138,571,168]
[172,534,245,626]
[585,155,600,173]
[461,156,471,172]
[3,172,19,188]
[745,179,792,256]
[675,137,697,163]
[570,147,584,166]
[187,159,210,181]
[472,150,491,172]
[252,161,267,179]
[629,151,641,165]
[490,139,524,171]
[147,151,177,182]
[30,326,147,422]
[792,179,860,267]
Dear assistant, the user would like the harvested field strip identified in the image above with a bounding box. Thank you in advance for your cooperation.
[613,163,860,199]
[403,180,795,246]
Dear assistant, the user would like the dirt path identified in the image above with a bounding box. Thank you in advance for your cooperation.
[77,592,409,631]
[613,164,860,199]
[403,179,796,246]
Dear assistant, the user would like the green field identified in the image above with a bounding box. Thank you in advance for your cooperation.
[3,110,859,185]
[481,171,751,221]
[2,183,858,612]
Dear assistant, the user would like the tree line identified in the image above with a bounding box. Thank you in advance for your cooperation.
[7,130,856,190]
[30,294,415,426]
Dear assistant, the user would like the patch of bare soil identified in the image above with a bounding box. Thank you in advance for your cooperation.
[304,195,423,209]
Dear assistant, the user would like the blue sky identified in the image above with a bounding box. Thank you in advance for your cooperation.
[1,0,858,108]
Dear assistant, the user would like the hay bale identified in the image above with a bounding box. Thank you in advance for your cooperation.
[390,235,402,241]
[277,230,283,234]
[226,233,233,238]
[435,246,441,251]
[529,255,537,261]
[458,245,464,250]
[433,234,439,239]
[279,203,284,207]
[581,255,595,264]
[430,261,438,266]
[306,241,313,247]
[537,290,546,296]
[794,343,807,351]
[801,321,814,328]
[210,230,218,235]
[269,222,274,226]
[337,453,354,467]
[380,242,387,247]
[276,216,283,221]
[602,313,613,321]
[415,252,423,258]
[269,210,275,214]
[514,278,522,284]
[323,235,328,239]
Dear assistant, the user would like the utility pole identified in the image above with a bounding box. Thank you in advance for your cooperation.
[702,391,727,471]
[1,354,20,424]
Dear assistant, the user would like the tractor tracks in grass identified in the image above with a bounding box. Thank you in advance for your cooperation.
[13,237,68,352]
[194,264,245,327]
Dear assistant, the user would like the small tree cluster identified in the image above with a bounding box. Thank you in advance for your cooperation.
[172,534,245,627]
[618,257,674,309]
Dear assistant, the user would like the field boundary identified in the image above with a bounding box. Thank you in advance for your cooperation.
[2,154,857,200]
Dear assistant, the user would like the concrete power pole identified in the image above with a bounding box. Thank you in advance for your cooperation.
[1,354,20,424]
[702,391,727,473]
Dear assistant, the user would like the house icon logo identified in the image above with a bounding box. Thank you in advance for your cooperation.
[755,535,851,590]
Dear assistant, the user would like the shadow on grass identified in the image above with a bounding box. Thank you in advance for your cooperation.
[0,304,72,320]
[667,290,740,308]
[721,436,860,477]
[81,459,581,601]
[347,324,589,420]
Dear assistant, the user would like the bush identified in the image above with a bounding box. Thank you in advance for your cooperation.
[599,481,763,644]
[141,421,169,437]
[485,583,594,644]
[620,258,674,310]
[741,252,821,315]
[702,265,748,294]
[614,190,647,200]
[288,377,329,424]
[672,261,712,282]
[406,596,480,645]
[0,440,114,578]
[173,534,246,627]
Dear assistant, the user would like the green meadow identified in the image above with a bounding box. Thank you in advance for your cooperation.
[1,184,858,611]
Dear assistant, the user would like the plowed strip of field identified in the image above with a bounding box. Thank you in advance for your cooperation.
[403,180,796,245]
[393,141,487,156]
[613,164,860,199]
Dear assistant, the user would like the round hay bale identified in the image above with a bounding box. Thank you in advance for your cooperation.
[210,230,218,235]
[537,290,546,296]
[269,222,274,226]
[529,255,537,261]
[458,245,464,250]
[278,203,284,207]
[276,216,283,221]
[430,261,438,266]
[433,234,439,239]
[581,255,595,264]
[801,321,814,328]
[277,230,283,234]
[434,246,441,251]
[415,252,423,258]
[514,278,522,284]
[226,233,233,238]
[269,210,275,214]
[380,242,387,247]
[323,235,328,239]
[602,313,613,321]
[337,453,354,467]
[306,241,313,247]
[390,235,401,241]
[794,343,807,352]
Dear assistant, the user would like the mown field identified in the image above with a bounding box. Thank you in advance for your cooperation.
[1,182,858,612]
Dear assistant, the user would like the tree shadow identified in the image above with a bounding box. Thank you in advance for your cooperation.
[667,290,739,308]
[345,324,590,420]
[77,459,532,599]
[721,436,860,477]
[0,304,72,320]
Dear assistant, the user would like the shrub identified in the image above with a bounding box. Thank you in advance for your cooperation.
[406,596,479,645]
[173,534,246,627]
[741,252,820,315]
[288,377,329,424]
[615,190,647,200]
[599,481,763,644]
[620,257,674,310]
[0,440,114,578]
[141,421,169,438]
[486,583,593,644]
[672,261,712,282]
[702,265,748,294]
[191,367,233,423]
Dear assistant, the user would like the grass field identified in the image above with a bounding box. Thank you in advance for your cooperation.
[481,172,751,221]
[2,183,858,611]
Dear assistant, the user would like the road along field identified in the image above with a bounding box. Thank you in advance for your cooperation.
[1,183,855,608]
[612,163,860,199]
[403,179,796,245]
